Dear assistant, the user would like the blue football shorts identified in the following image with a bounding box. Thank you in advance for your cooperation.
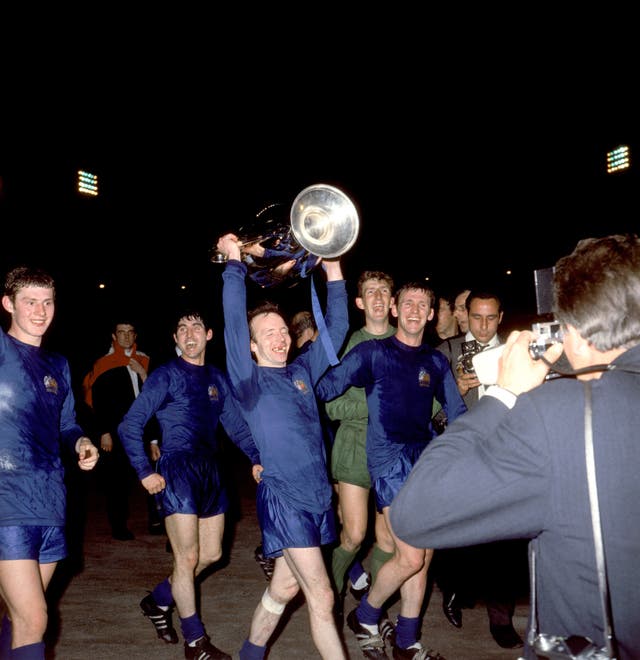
[0,525,66,562]
[157,450,229,518]
[257,482,337,558]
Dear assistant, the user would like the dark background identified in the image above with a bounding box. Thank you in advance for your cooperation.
[1,132,637,383]
[1,18,637,385]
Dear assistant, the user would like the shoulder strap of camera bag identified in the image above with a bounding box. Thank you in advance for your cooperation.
[582,381,617,659]
[525,381,617,658]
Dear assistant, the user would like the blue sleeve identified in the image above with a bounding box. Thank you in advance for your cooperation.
[316,343,372,402]
[59,360,86,454]
[301,278,349,385]
[219,374,260,465]
[434,353,467,423]
[221,260,259,404]
[119,369,169,480]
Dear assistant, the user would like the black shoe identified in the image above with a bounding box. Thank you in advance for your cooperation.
[349,572,371,600]
[184,635,231,660]
[148,522,165,536]
[254,545,275,581]
[489,623,524,649]
[112,528,135,541]
[441,591,462,628]
[392,642,447,659]
[140,593,178,644]
[346,608,388,659]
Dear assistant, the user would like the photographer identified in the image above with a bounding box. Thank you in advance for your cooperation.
[390,234,640,659]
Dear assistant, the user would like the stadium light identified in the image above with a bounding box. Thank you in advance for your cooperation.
[77,170,99,196]
[606,145,630,174]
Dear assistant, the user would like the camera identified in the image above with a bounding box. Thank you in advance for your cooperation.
[457,340,483,375]
[533,633,609,659]
[530,321,564,360]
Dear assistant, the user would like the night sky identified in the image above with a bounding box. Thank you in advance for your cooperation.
[1,108,636,383]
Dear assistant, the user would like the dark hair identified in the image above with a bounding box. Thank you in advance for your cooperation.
[436,290,457,313]
[111,318,138,333]
[357,270,394,298]
[466,290,502,314]
[3,266,55,302]
[394,281,435,308]
[554,233,640,351]
[173,307,211,333]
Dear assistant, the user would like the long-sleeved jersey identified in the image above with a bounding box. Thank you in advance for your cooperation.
[316,335,467,480]
[0,328,85,526]
[119,357,258,480]
[222,259,349,514]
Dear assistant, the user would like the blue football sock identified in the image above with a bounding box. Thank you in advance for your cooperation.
[180,613,205,645]
[151,578,174,608]
[0,614,11,658]
[395,614,420,649]
[9,641,45,659]
[239,639,266,659]
[357,594,383,626]
[348,560,366,585]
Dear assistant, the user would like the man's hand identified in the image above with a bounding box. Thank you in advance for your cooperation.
[321,257,343,282]
[217,233,242,262]
[497,330,564,395]
[142,473,166,495]
[149,443,161,462]
[456,371,480,396]
[128,358,148,382]
[76,437,99,470]
[100,432,114,453]
[252,464,264,484]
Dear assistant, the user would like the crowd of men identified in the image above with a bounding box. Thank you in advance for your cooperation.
[1,231,639,660]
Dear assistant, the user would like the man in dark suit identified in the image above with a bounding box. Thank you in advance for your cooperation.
[435,290,527,650]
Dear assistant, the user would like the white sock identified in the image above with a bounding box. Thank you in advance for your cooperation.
[352,572,370,590]
[361,622,379,635]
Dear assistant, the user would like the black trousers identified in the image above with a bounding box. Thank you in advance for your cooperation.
[433,539,529,625]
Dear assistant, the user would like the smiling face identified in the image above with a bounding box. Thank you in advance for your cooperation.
[173,315,212,366]
[392,287,434,346]
[250,311,291,367]
[2,285,55,346]
[356,277,394,330]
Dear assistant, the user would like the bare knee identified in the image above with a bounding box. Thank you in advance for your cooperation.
[306,582,336,618]
[340,526,364,553]
[395,547,425,576]
[269,580,300,606]
[198,545,223,569]
[173,547,199,575]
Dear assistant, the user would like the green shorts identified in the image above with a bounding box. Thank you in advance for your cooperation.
[331,425,371,488]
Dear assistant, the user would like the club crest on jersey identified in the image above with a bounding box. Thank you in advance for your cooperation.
[44,375,59,394]
[208,384,220,401]
[293,379,310,394]
[418,368,431,387]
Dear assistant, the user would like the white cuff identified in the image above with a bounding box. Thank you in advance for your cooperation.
[485,385,518,409]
